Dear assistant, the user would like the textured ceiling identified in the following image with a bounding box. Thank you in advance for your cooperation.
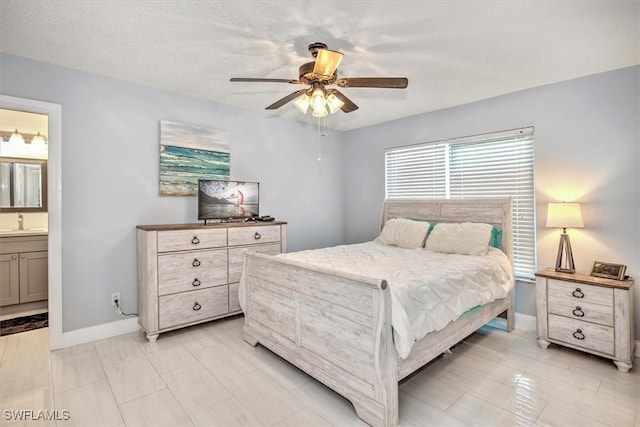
[1,1,638,131]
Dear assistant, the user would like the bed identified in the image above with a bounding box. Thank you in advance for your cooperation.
[240,198,515,427]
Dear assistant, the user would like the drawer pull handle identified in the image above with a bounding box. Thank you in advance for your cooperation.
[572,306,585,317]
[254,232,261,240]
[191,236,200,245]
[11,255,17,260]
[192,278,201,287]
[192,259,201,267]
[193,302,202,311]
[572,329,585,340]
[572,288,584,299]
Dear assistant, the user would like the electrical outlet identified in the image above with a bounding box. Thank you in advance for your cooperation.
[111,292,120,306]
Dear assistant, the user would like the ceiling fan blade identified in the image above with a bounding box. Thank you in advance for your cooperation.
[330,89,359,113]
[313,49,344,77]
[265,89,307,110]
[230,77,300,84]
[336,77,408,89]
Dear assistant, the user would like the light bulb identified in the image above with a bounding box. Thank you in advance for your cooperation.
[312,106,328,117]
[31,132,47,153]
[310,87,326,113]
[326,93,345,114]
[9,129,24,145]
[293,93,310,114]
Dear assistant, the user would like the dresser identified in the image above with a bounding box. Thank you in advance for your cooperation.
[535,268,635,372]
[137,221,286,342]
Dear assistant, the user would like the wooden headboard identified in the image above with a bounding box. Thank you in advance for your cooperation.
[381,198,513,262]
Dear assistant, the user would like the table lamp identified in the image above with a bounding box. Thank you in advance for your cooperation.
[546,202,584,273]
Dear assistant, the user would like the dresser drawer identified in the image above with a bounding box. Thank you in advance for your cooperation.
[157,228,227,252]
[159,286,228,329]
[548,296,613,327]
[158,269,227,296]
[228,243,282,283]
[548,313,614,356]
[228,225,281,246]
[548,279,613,307]
[158,249,227,276]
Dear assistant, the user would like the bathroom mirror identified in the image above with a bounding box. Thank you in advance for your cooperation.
[0,157,47,212]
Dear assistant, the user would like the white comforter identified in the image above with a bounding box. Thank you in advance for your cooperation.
[242,241,514,359]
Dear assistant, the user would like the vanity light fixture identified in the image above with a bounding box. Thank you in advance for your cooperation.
[0,129,48,145]
[546,202,584,273]
[9,129,24,145]
[31,132,47,151]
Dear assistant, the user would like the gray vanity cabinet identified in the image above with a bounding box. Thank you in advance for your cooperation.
[0,235,48,306]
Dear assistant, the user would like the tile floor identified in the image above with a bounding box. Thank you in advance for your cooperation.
[0,314,638,427]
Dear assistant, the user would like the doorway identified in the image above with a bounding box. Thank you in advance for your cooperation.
[0,95,62,349]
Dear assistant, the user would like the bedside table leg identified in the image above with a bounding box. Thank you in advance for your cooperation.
[613,360,632,373]
[145,333,159,343]
[537,339,550,349]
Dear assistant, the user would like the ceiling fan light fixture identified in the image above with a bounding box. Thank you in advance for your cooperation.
[310,87,326,113]
[326,93,344,114]
[311,106,328,118]
[293,93,311,114]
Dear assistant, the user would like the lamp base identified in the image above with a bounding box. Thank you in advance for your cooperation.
[555,232,575,273]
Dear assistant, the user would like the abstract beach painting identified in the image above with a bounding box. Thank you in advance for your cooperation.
[159,120,230,196]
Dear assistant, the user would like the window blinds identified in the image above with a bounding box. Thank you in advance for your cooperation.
[385,127,536,279]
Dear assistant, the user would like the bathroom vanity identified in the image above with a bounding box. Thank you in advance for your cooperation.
[0,231,48,307]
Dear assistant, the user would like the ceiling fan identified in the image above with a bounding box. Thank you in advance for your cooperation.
[230,42,408,117]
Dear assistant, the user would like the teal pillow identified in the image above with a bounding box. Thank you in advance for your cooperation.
[489,227,502,249]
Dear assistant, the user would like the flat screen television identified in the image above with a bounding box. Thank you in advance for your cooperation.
[198,179,259,221]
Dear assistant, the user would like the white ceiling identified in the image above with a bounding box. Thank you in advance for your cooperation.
[1,1,638,131]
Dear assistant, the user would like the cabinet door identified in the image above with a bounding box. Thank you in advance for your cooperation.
[0,253,20,306]
[19,251,48,303]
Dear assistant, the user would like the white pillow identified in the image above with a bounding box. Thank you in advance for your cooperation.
[425,222,492,255]
[376,218,430,249]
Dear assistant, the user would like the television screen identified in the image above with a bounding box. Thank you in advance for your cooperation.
[198,180,259,220]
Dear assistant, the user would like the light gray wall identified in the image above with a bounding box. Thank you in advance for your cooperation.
[0,53,345,332]
[3,51,638,338]
[342,66,640,337]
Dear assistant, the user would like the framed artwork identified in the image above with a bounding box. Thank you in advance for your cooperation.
[590,261,626,280]
[159,120,230,196]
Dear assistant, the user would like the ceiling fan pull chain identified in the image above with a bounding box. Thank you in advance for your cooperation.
[316,116,323,162]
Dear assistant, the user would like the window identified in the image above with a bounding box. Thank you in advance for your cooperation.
[385,127,536,279]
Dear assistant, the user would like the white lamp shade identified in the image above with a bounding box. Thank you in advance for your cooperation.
[293,94,310,114]
[546,202,584,228]
[326,93,344,114]
[9,129,24,145]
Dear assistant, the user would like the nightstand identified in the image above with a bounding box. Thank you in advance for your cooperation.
[535,268,635,372]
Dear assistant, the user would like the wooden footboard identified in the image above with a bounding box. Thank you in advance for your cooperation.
[243,252,398,427]
[243,251,515,427]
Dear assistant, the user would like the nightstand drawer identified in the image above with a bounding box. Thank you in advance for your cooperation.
[157,228,227,252]
[548,279,613,307]
[547,297,613,327]
[228,225,281,246]
[159,286,228,329]
[548,314,614,356]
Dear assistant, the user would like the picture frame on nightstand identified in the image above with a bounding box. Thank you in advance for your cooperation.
[590,261,626,280]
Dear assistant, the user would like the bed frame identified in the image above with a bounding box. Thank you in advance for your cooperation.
[242,199,515,427]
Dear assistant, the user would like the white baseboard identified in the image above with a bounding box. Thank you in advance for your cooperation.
[60,316,140,349]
